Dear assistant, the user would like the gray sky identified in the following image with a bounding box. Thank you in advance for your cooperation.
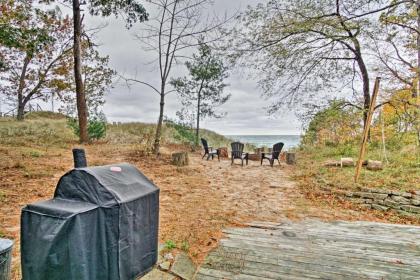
[87,0,302,135]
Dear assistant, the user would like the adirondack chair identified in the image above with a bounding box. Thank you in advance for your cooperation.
[201,138,220,161]
[261,142,284,167]
[231,142,249,166]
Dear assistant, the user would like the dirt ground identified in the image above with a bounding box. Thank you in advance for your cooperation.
[1,143,416,279]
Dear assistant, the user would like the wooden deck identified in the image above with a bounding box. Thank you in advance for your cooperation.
[196,220,420,279]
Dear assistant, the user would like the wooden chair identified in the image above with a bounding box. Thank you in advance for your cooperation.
[201,138,220,161]
[231,142,248,166]
[261,142,284,167]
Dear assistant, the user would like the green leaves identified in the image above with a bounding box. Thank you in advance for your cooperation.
[171,41,230,124]
[86,0,148,28]
[67,116,107,141]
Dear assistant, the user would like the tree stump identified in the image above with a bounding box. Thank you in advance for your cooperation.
[218,147,228,158]
[172,152,189,166]
[367,160,383,171]
[286,152,296,165]
[341,158,354,167]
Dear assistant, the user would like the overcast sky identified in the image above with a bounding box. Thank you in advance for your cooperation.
[83,0,302,135]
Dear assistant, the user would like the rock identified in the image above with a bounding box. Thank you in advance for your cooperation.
[171,152,189,166]
[372,204,389,211]
[340,158,354,167]
[353,192,368,198]
[359,204,372,209]
[170,253,196,280]
[362,188,389,194]
[401,192,413,198]
[381,199,401,209]
[159,261,171,271]
[354,192,387,200]
[164,253,174,261]
[345,192,354,197]
[397,210,418,218]
[411,199,420,206]
[348,198,373,204]
[140,268,175,280]
[400,205,420,214]
[366,160,383,171]
[391,190,403,196]
[324,160,340,167]
[391,195,411,205]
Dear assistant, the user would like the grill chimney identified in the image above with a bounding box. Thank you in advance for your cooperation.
[72,148,87,168]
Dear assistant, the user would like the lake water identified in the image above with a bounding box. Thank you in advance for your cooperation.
[226,135,301,150]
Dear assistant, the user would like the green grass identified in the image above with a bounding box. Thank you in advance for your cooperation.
[295,141,420,192]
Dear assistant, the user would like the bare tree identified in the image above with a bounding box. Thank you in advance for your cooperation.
[228,0,407,128]
[127,0,228,154]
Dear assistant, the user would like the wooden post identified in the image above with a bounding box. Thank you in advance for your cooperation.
[355,77,381,182]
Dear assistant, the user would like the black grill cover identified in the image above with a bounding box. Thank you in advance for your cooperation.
[21,163,159,280]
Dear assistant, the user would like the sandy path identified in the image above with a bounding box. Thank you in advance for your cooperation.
[197,155,297,223]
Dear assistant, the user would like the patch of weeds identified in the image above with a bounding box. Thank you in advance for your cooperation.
[0,191,5,202]
[180,240,190,252]
[0,230,5,238]
[164,240,177,250]
[29,151,41,158]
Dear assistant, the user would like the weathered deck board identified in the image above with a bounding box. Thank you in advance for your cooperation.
[196,220,420,279]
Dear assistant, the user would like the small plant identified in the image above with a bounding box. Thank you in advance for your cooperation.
[180,240,190,252]
[67,117,107,141]
[164,240,177,250]
[30,150,41,158]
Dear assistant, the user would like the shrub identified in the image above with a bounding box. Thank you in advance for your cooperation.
[67,117,107,141]
[164,119,196,147]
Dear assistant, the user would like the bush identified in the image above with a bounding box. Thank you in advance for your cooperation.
[164,119,196,147]
[67,117,107,141]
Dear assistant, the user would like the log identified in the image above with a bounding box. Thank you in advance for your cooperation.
[218,147,228,158]
[171,152,189,166]
[341,158,354,168]
[366,160,383,171]
[324,160,340,167]
[286,152,296,165]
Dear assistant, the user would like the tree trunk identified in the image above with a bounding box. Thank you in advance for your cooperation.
[195,84,203,146]
[355,52,370,129]
[416,0,420,97]
[73,0,88,143]
[16,55,30,121]
[17,102,25,121]
[153,86,165,155]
